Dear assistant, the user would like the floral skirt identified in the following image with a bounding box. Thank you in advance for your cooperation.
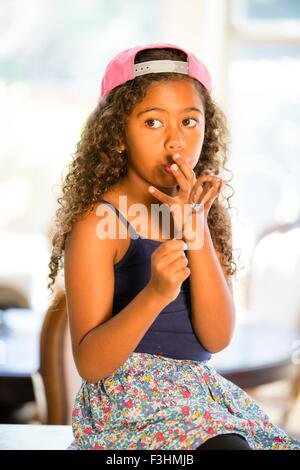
[68,352,300,450]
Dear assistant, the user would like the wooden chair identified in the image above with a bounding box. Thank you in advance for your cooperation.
[0,284,30,335]
[0,284,30,309]
[31,290,82,424]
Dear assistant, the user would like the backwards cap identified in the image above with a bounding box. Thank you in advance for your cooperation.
[99,42,212,99]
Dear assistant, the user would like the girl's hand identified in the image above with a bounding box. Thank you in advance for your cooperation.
[147,238,190,303]
[189,169,227,219]
[148,153,227,239]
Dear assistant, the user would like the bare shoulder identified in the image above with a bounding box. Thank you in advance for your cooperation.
[65,200,118,261]
[64,200,119,362]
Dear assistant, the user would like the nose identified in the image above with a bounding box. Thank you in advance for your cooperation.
[165,123,184,155]
[166,137,184,153]
[167,143,182,152]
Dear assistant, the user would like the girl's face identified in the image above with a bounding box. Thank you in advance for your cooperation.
[123,79,205,196]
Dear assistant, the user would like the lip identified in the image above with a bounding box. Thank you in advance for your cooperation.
[163,164,174,175]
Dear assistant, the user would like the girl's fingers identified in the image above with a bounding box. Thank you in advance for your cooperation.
[149,173,226,211]
[190,179,213,204]
[148,186,176,206]
[169,164,190,194]
[200,179,221,205]
[171,154,197,187]
[191,183,203,203]
[220,180,227,190]
[197,175,224,186]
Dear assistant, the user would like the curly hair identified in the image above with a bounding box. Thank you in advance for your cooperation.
[48,47,238,296]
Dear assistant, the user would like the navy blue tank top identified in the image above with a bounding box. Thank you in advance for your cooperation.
[98,199,212,362]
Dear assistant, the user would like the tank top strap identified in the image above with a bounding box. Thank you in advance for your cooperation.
[98,199,139,239]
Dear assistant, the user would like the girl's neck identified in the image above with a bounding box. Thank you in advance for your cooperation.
[114,176,178,209]
[101,181,177,240]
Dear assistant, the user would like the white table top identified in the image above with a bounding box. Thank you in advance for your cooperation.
[0,424,73,450]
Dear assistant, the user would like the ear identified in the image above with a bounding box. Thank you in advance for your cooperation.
[215,249,233,295]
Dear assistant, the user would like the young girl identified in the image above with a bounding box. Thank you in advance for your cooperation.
[48,43,300,450]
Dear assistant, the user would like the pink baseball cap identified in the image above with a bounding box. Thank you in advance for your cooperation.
[99,42,212,99]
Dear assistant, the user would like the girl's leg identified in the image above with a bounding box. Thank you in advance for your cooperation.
[196,433,252,450]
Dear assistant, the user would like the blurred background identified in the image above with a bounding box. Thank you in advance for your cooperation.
[0,0,300,445]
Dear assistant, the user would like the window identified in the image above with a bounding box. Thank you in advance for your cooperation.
[0,0,158,310]
[227,0,300,314]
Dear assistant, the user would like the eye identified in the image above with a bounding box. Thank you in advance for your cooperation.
[144,117,199,129]
[145,119,162,128]
[182,118,199,127]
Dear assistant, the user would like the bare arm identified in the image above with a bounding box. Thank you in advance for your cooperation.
[187,221,236,354]
[64,204,169,384]
[76,284,168,383]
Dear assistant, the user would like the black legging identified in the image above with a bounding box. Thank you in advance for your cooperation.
[196,433,252,450]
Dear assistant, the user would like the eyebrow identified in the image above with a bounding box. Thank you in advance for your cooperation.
[136,107,204,117]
